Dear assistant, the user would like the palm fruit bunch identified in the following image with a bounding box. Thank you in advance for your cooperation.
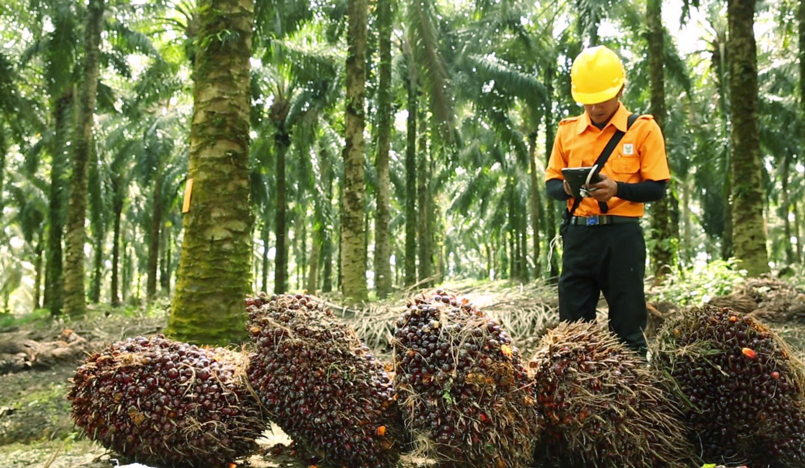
[68,335,264,467]
[392,290,540,468]
[652,305,805,467]
[245,291,270,310]
[246,293,406,468]
[529,321,692,468]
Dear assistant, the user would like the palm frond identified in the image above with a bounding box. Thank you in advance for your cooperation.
[19,38,46,68]
[160,158,188,208]
[102,49,132,78]
[250,167,271,210]
[266,37,342,85]
[6,173,48,244]
[405,0,454,134]
[46,2,81,97]
[96,81,118,114]
[255,0,317,40]
[464,54,546,109]
[106,19,162,59]
[663,29,692,94]
[125,59,182,117]
[450,167,489,214]
[575,0,613,45]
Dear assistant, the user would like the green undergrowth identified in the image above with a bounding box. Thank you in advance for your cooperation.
[648,258,747,306]
[0,368,75,446]
[0,308,52,331]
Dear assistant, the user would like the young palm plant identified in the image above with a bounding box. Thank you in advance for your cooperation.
[252,22,342,294]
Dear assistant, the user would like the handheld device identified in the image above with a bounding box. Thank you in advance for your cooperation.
[561,165,602,199]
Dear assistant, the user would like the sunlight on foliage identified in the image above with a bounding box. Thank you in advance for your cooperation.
[648,258,747,306]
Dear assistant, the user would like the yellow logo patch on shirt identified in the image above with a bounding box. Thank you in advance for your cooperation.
[623,143,634,155]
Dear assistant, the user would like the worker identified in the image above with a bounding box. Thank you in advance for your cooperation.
[545,45,670,356]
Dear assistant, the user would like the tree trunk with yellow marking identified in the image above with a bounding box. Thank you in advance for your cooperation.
[168,0,255,344]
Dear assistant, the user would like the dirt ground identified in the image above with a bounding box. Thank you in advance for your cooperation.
[1,279,803,468]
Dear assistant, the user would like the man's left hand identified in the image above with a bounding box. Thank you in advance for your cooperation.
[588,174,618,202]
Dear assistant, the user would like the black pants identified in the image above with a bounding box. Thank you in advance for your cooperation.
[559,222,647,354]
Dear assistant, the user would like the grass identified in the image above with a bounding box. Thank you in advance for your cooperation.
[0,308,52,331]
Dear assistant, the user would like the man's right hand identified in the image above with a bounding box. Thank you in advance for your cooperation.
[563,180,572,196]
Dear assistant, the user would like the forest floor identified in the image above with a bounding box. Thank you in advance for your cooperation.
[1,277,804,468]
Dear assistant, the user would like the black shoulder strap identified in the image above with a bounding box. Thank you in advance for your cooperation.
[561,114,640,233]
[627,112,640,129]
[597,113,640,213]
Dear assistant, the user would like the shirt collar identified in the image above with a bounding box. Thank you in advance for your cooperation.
[575,102,630,135]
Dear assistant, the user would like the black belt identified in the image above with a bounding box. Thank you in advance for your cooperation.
[570,215,640,226]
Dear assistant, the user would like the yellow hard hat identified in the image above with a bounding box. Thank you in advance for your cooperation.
[570,46,625,105]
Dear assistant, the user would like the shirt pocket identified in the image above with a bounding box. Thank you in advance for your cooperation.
[612,156,640,174]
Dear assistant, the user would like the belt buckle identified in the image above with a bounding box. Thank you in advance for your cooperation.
[586,216,599,226]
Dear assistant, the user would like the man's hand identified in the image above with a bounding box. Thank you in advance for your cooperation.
[563,180,572,196]
[588,174,618,202]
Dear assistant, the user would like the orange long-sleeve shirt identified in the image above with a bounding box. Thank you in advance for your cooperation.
[545,103,670,218]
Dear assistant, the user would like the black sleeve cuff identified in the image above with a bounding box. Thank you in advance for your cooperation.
[616,180,667,203]
[546,178,571,201]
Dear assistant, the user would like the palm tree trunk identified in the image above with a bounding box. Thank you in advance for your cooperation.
[160,223,168,292]
[63,0,105,316]
[337,182,343,291]
[373,0,392,298]
[795,200,803,263]
[322,158,334,293]
[168,0,255,345]
[136,270,142,302]
[670,185,681,254]
[544,65,559,282]
[90,232,103,303]
[713,37,734,261]
[509,228,520,281]
[340,0,369,302]
[507,181,516,280]
[300,213,307,288]
[417,104,431,287]
[323,240,333,292]
[395,245,402,285]
[111,196,123,307]
[0,130,5,216]
[520,214,528,282]
[121,235,129,302]
[147,174,162,301]
[261,218,270,293]
[275,133,289,294]
[647,0,673,278]
[512,232,519,280]
[728,0,769,277]
[781,153,795,264]
[722,170,734,260]
[307,239,320,293]
[799,0,805,263]
[429,150,441,284]
[405,60,418,287]
[363,207,369,276]
[45,88,73,316]
[161,226,171,294]
[681,177,692,264]
[528,130,541,278]
[292,220,298,287]
[484,242,492,279]
[33,232,44,312]
[501,234,507,279]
